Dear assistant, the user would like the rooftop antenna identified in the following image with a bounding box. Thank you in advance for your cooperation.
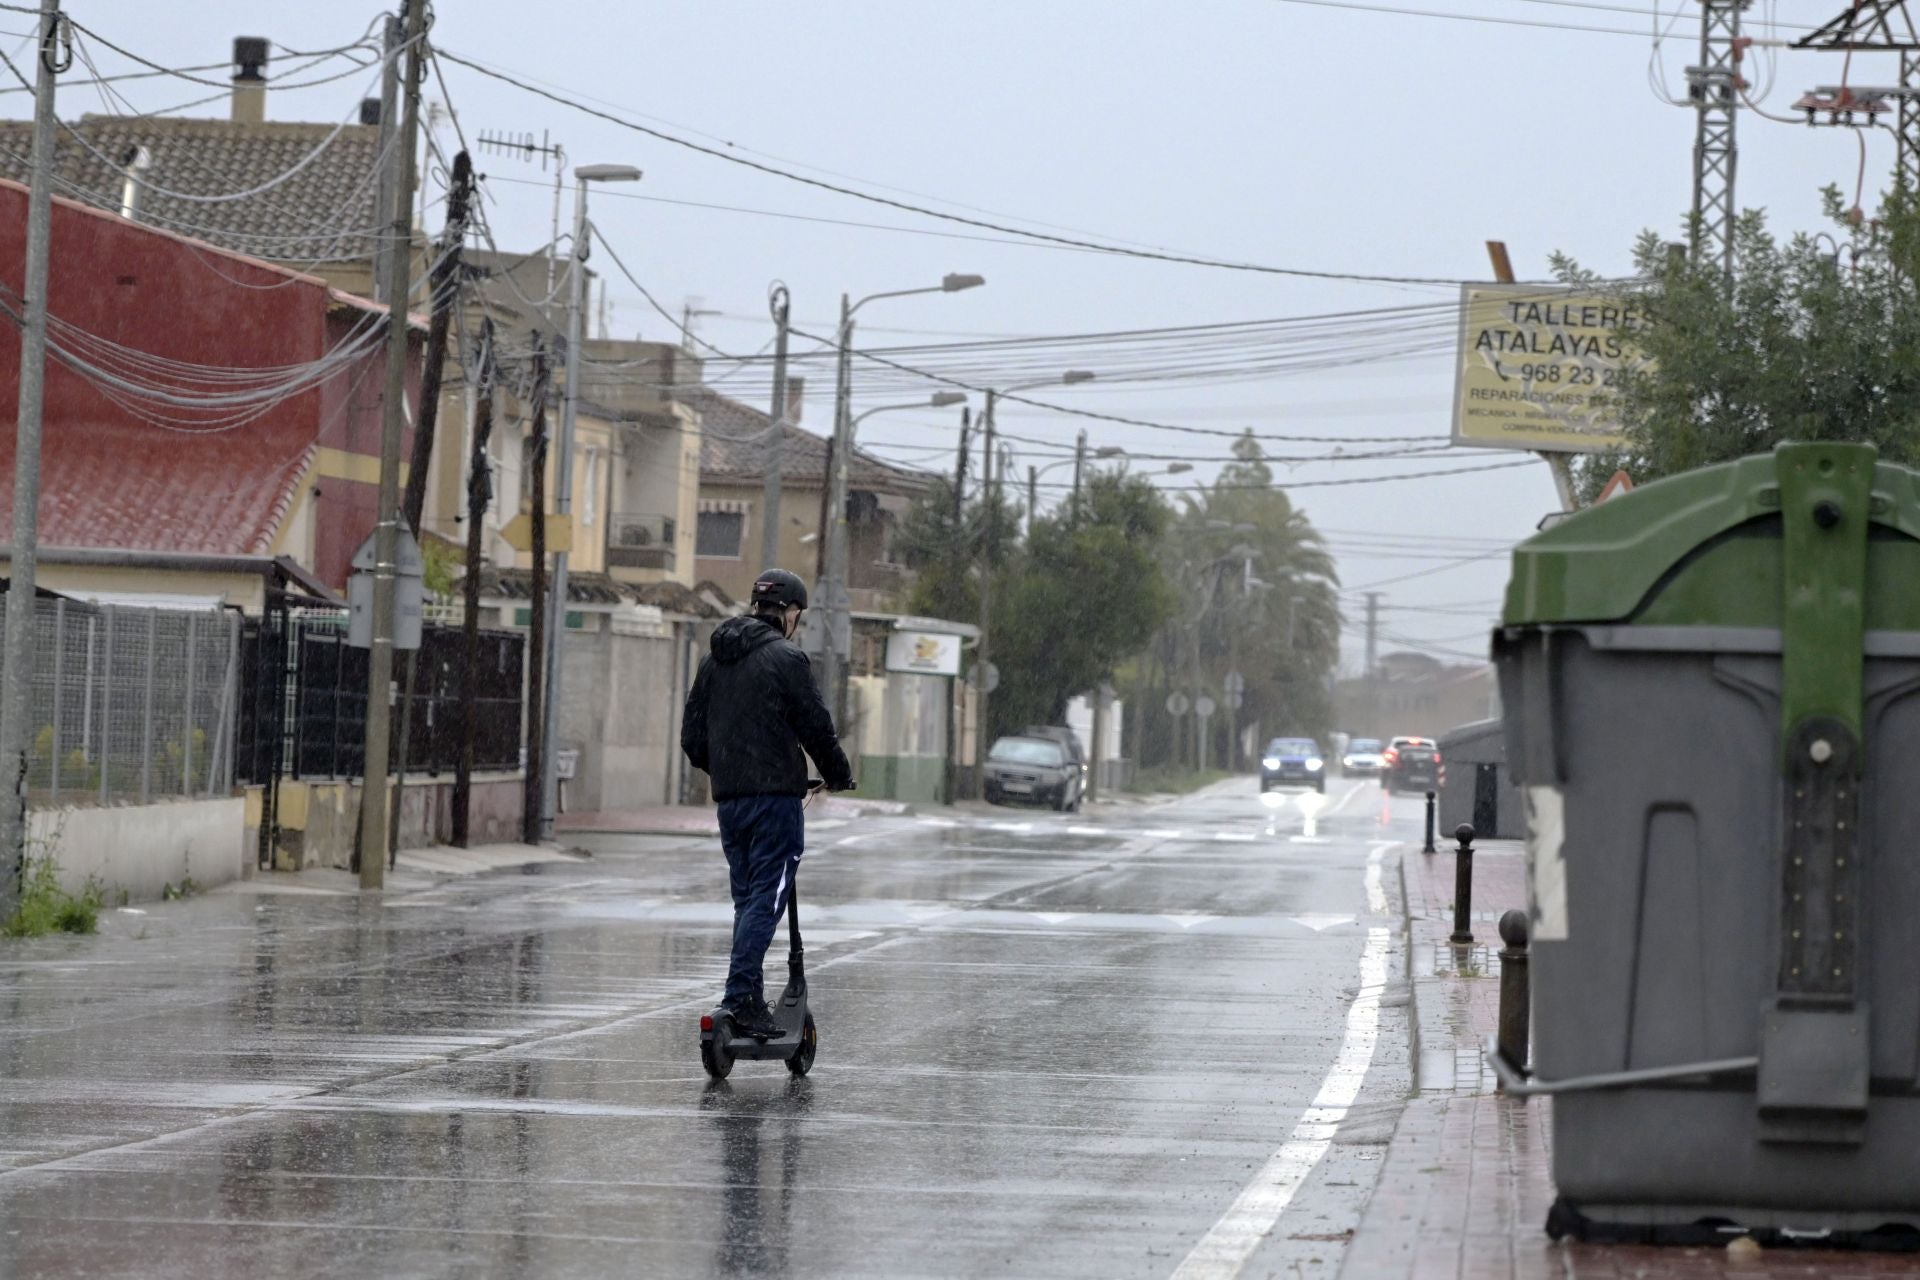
[477,127,567,295]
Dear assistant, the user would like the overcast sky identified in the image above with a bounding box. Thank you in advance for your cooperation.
[17,0,1891,670]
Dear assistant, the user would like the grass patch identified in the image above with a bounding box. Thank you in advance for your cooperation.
[1124,765,1236,796]
[4,853,103,938]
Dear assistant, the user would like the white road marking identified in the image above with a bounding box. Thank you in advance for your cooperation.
[1327,779,1368,817]
[1141,828,1184,839]
[1288,836,1331,845]
[1171,924,1393,1279]
[988,821,1034,833]
[1290,913,1355,932]
[918,817,961,828]
[1067,825,1107,837]
[1031,911,1080,925]
[1214,832,1257,843]
[1162,913,1216,930]
[1365,843,1390,915]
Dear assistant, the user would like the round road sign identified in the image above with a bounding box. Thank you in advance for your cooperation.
[1165,692,1191,717]
[1195,695,1217,719]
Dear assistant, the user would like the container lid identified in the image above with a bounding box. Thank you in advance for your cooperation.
[1502,443,1920,630]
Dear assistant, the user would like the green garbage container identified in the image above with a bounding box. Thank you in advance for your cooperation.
[1496,441,1920,1242]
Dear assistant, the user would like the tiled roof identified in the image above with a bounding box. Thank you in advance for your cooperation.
[0,423,312,556]
[0,114,384,263]
[684,386,934,495]
[479,568,729,618]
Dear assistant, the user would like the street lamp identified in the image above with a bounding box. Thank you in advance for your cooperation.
[540,162,642,841]
[820,275,985,725]
[967,369,1093,797]
[851,390,966,430]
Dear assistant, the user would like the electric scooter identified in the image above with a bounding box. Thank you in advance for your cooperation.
[699,787,822,1079]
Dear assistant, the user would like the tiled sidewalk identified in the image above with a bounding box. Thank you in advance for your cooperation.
[1342,841,1920,1279]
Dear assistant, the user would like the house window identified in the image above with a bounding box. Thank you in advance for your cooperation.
[697,511,745,558]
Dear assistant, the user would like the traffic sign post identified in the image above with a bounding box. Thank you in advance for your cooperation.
[1195,695,1216,773]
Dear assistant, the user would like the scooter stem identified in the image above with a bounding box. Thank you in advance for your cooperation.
[787,876,805,979]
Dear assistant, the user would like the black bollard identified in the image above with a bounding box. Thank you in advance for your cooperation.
[1449,823,1476,944]
[1497,908,1531,1076]
[1423,791,1438,854]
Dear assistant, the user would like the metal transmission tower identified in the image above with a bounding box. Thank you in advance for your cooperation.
[1688,0,1749,277]
[1793,0,1920,191]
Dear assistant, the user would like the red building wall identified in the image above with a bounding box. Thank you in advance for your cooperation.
[0,182,415,589]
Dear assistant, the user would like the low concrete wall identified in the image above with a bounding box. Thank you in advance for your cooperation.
[858,754,945,805]
[29,797,246,902]
[241,772,527,871]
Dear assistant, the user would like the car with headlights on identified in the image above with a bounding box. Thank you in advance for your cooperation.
[1259,737,1326,793]
[1340,737,1385,776]
[983,735,1084,811]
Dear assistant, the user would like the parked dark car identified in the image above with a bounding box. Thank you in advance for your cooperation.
[1021,724,1087,780]
[1382,738,1443,795]
[983,735,1084,811]
[1260,737,1325,793]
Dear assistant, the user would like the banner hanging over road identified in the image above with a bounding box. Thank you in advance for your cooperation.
[1452,285,1644,453]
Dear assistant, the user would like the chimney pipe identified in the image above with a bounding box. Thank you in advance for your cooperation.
[358,98,382,127]
[230,37,269,124]
[118,145,153,221]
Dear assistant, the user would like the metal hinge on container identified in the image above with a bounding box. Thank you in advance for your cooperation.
[1760,443,1874,1146]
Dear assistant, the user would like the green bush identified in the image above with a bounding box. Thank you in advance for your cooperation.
[3,853,102,938]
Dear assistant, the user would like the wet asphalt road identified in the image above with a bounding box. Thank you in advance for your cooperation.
[0,777,1428,1279]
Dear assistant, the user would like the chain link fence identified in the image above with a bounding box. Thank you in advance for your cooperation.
[16,598,241,806]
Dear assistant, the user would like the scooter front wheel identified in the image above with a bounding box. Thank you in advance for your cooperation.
[786,1015,818,1077]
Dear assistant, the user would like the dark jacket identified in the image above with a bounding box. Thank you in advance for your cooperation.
[681,615,854,802]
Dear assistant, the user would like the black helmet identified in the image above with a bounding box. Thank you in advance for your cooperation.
[750,568,809,611]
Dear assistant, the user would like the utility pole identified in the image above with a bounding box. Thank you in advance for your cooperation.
[388,149,474,865]
[1364,592,1381,677]
[974,389,999,794]
[1791,2,1920,190]
[1071,429,1088,519]
[952,407,971,517]
[1689,0,1746,279]
[819,294,857,726]
[522,339,551,844]
[372,14,400,304]
[357,0,425,891]
[0,0,64,919]
[542,166,644,837]
[760,284,790,571]
[1027,465,1039,539]
[452,320,496,848]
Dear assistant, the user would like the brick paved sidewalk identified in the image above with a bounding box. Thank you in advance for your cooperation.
[1342,841,1917,1279]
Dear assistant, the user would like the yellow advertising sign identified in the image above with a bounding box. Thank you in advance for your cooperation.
[1452,285,1644,453]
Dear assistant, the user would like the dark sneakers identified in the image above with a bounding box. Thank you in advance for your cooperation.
[727,997,784,1040]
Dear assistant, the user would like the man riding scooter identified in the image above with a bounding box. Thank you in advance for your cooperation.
[680,569,854,1040]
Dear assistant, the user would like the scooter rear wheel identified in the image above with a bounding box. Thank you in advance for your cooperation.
[786,1015,818,1077]
[701,1028,735,1080]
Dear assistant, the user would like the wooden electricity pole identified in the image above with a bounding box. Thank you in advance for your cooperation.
[522,340,551,844]
[452,320,495,847]
[387,150,475,864]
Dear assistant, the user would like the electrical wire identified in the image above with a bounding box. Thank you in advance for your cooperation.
[437,46,1597,287]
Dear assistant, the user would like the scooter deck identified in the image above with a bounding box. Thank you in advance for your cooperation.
[710,980,808,1060]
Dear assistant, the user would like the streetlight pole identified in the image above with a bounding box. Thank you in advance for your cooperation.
[820,273,983,726]
[760,283,791,570]
[972,371,1092,793]
[541,163,641,840]
[814,391,967,724]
